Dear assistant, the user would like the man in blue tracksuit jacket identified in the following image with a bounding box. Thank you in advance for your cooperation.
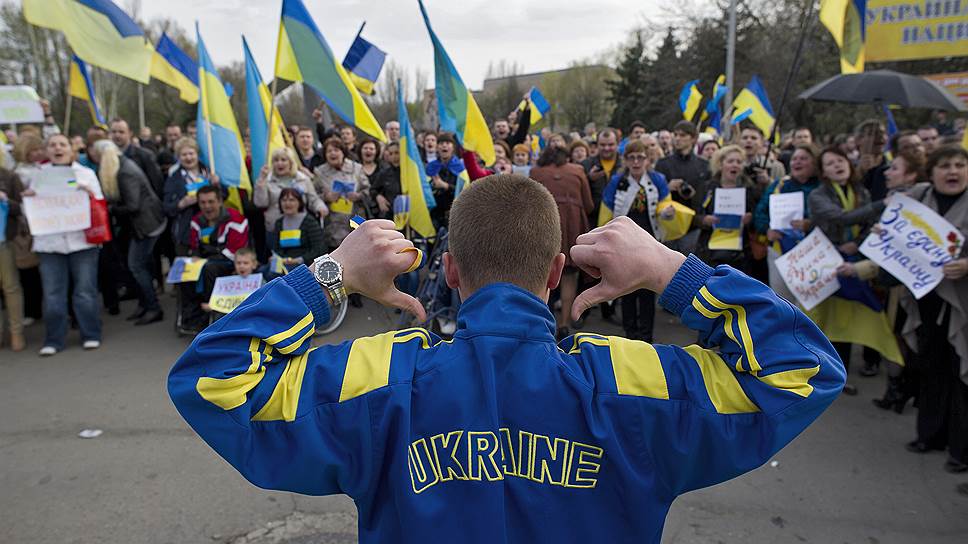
[168,174,845,543]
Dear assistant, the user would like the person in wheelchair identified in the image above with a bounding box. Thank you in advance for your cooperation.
[177,185,249,334]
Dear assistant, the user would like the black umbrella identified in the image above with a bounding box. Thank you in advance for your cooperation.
[798,70,967,111]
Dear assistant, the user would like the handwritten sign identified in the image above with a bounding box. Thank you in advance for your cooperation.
[22,191,90,236]
[774,229,844,310]
[714,187,746,216]
[208,274,264,314]
[859,194,965,299]
[31,166,77,195]
[769,192,804,231]
[0,85,44,124]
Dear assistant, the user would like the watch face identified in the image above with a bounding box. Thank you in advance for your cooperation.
[318,261,340,283]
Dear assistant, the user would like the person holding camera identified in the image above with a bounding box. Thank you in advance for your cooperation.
[655,121,710,254]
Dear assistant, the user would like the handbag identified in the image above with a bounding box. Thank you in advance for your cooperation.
[12,215,39,269]
[84,196,113,244]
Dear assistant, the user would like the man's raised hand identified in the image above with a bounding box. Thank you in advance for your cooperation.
[569,216,686,321]
[328,220,426,321]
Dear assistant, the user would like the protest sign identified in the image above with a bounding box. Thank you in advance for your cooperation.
[0,85,44,124]
[769,192,804,230]
[859,194,965,299]
[330,180,355,214]
[166,257,207,284]
[865,1,968,63]
[774,229,844,311]
[209,274,264,314]
[709,187,745,250]
[22,192,90,236]
[714,187,746,217]
[30,166,78,195]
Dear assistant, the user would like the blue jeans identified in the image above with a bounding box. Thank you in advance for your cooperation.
[38,248,101,349]
[128,235,160,312]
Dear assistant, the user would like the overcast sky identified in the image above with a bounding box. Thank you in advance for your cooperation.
[138,0,662,90]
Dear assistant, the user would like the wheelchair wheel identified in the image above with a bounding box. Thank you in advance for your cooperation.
[315,299,348,336]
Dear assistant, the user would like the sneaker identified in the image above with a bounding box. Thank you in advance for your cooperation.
[38,346,58,357]
[82,340,101,350]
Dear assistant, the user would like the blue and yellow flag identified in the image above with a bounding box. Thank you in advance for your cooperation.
[820,0,866,74]
[68,55,106,128]
[275,0,386,142]
[518,86,551,125]
[196,25,250,211]
[398,82,435,239]
[151,32,199,103]
[24,0,153,83]
[244,36,288,180]
[342,26,386,96]
[418,0,495,166]
[701,74,727,134]
[731,75,776,138]
[678,79,703,122]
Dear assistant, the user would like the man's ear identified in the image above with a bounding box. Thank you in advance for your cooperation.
[443,252,461,289]
[546,253,566,291]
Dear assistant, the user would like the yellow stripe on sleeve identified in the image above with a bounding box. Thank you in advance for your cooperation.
[607,336,669,400]
[698,287,762,372]
[265,312,314,347]
[251,348,314,422]
[756,366,820,398]
[339,331,397,402]
[275,324,316,355]
[683,345,759,414]
[196,338,267,411]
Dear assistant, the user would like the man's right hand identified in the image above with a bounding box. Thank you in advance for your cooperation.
[570,216,686,321]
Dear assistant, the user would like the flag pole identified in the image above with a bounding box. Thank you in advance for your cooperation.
[723,0,737,141]
[199,56,216,175]
[137,84,146,131]
[762,1,814,167]
[64,83,72,136]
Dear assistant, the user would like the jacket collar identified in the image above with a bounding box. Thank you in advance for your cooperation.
[455,283,556,342]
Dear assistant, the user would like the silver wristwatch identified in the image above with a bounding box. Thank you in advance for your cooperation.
[312,254,346,306]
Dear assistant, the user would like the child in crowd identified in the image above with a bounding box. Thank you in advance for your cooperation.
[511,144,531,177]
[200,248,261,313]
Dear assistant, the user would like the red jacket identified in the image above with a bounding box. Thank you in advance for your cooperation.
[189,207,249,260]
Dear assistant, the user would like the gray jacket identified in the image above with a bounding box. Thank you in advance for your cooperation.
[808,182,884,246]
[111,157,166,239]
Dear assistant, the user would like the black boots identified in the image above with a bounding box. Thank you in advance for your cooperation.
[872,376,912,414]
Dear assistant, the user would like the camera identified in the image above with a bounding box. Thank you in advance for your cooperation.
[677,182,696,200]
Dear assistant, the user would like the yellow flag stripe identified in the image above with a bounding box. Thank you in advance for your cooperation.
[251,348,314,422]
[698,287,762,372]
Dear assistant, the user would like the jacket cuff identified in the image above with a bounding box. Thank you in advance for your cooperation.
[283,265,330,328]
[658,254,715,316]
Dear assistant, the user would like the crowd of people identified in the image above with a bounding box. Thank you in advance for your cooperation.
[1,98,967,475]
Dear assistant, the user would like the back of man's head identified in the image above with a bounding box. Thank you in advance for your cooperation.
[449,174,561,294]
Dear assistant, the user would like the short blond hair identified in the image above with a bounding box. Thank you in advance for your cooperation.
[710,144,745,177]
[448,174,561,293]
[174,136,198,157]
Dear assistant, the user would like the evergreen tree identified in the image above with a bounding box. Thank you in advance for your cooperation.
[640,28,683,131]
[607,31,649,132]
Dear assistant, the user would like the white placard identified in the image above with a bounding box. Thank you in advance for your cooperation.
[31,166,78,195]
[0,85,44,124]
[209,274,264,314]
[23,191,90,236]
[774,229,844,310]
[859,194,965,299]
[769,192,804,230]
[714,187,746,216]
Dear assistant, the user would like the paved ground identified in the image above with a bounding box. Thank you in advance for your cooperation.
[2,293,967,544]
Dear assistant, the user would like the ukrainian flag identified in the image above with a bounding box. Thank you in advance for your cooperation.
[518,86,551,125]
[820,0,866,74]
[678,79,703,122]
[398,82,435,239]
[23,0,153,84]
[196,25,250,206]
[731,75,776,137]
[274,0,386,142]
[151,32,199,104]
[701,74,727,134]
[244,36,288,180]
[418,0,495,166]
[68,55,106,128]
[342,27,386,96]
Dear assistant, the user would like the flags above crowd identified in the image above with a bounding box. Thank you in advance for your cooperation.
[68,55,106,127]
[678,80,703,122]
[820,0,866,74]
[341,24,387,96]
[274,0,386,142]
[519,87,551,125]
[244,36,288,178]
[731,75,776,137]
[397,81,435,239]
[418,0,496,166]
[701,75,727,135]
[151,33,200,104]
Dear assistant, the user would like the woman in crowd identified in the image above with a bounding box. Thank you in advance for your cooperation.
[755,143,821,300]
[358,138,383,187]
[253,147,326,240]
[0,167,26,351]
[808,146,900,394]
[547,133,567,150]
[25,135,104,356]
[598,140,674,342]
[163,138,220,254]
[699,139,720,161]
[898,146,968,473]
[420,132,437,164]
[693,145,756,271]
[11,132,45,325]
[530,144,594,339]
[89,140,167,326]
[493,140,510,162]
[267,188,326,275]
[642,133,665,164]
[314,137,368,252]
[569,140,590,164]
[426,133,461,228]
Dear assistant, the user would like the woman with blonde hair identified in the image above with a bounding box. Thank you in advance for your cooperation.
[89,140,167,325]
[693,144,757,271]
[254,146,326,236]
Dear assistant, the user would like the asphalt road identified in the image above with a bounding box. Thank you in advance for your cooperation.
[2,293,966,544]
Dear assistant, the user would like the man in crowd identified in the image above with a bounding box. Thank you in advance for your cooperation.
[655,121,709,254]
[740,124,785,187]
[493,104,531,149]
[583,128,621,220]
[339,125,358,160]
[178,185,249,335]
[169,174,845,542]
[157,122,183,175]
[917,125,941,154]
[657,129,674,156]
[77,126,108,170]
[186,120,198,140]
[384,120,401,143]
[139,126,158,153]
[110,118,164,197]
[294,126,322,172]
[780,127,813,170]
